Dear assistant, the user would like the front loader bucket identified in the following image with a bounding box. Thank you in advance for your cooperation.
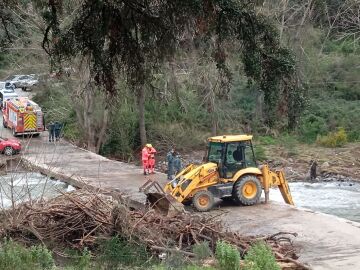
[139,179,185,216]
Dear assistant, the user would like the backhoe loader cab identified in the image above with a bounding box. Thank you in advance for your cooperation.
[207,135,257,179]
[140,134,294,213]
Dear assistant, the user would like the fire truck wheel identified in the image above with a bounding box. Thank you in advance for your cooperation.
[4,147,13,156]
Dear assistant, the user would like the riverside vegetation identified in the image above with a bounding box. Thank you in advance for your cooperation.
[1,1,359,160]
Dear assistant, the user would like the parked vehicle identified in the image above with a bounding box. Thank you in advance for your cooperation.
[0,82,15,92]
[0,90,18,109]
[2,97,44,136]
[13,75,38,91]
[5,74,38,91]
[0,137,21,156]
[4,75,21,87]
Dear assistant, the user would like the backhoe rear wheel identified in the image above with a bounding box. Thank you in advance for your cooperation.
[193,190,214,212]
[233,175,261,206]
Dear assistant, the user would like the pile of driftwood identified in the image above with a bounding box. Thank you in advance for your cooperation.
[0,190,309,269]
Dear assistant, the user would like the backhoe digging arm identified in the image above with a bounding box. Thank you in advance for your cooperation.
[260,164,294,205]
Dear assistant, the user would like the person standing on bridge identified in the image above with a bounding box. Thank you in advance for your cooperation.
[48,121,55,142]
[173,152,183,175]
[141,144,150,175]
[147,144,157,174]
[54,121,63,141]
[166,148,175,180]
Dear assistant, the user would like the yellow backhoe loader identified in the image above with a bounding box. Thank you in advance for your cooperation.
[140,135,294,212]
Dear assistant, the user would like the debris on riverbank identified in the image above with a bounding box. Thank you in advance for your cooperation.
[0,190,308,269]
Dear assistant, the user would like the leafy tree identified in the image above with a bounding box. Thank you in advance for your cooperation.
[40,0,302,146]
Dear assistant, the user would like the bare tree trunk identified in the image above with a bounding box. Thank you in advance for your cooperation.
[279,0,288,42]
[255,90,264,120]
[74,60,110,153]
[295,0,313,41]
[206,81,217,136]
[96,107,109,153]
[84,87,96,152]
[169,57,181,104]
[137,85,147,146]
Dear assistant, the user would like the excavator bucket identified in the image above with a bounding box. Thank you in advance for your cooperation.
[139,179,185,216]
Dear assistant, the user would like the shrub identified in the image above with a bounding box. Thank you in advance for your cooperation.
[243,242,279,270]
[257,136,276,145]
[299,114,328,143]
[0,239,54,270]
[192,241,212,261]
[254,145,267,161]
[215,241,240,270]
[75,248,91,270]
[153,265,216,270]
[97,236,150,268]
[278,134,298,157]
[30,245,54,270]
[316,127,348,147]
[161,251,188,269]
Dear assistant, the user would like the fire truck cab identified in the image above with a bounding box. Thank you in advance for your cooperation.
[2,97,44,136]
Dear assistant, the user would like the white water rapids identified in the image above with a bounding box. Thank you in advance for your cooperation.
[0,172,75,209]
[270,181,360,222]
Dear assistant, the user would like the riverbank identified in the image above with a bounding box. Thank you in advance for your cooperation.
[150,141,360,183]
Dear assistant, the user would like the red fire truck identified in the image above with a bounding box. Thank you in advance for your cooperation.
[2,97,44,136]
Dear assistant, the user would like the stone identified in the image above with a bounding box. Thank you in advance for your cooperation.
[322,162,330,168]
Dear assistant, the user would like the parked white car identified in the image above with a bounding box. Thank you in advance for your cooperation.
[5,74,38,91]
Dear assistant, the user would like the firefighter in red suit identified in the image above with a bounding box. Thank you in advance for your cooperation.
[147,144,157,174]
[141,144,150,175]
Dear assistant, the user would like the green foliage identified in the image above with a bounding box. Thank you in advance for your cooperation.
[30,245,55,270]
[32,83,79,142]
[157,251,190,270]
[192,241,212,261]
[299,114,328,143]
[257,136,276,146]
[215,240,240,270]
[254,145,267,162]
[278,134,298,157]
[316,127,348,147]
[45,0,301,128]
[75,248,91,270]
[62,248,91,270]
[96,236,150,268]
[0,239,54,270]
[100,101,139,160]
[153,265,216,270]
[243,242,279,270]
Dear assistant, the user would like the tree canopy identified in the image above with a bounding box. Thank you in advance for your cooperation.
[41,0,302,128]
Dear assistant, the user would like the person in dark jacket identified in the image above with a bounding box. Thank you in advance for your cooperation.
[310,160,317,181]
[173,152,183,175]
[54,122,63,141]
[166,148,175,180]
[48,122,55,142]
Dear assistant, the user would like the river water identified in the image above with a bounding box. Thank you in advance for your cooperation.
[0,172,75,208]
[270,181,360,223]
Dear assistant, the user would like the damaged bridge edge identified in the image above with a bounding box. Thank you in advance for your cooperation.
[20,156,147,211]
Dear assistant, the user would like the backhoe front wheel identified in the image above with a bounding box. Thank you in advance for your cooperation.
[233,175,262,206]
[193,190,214,212]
